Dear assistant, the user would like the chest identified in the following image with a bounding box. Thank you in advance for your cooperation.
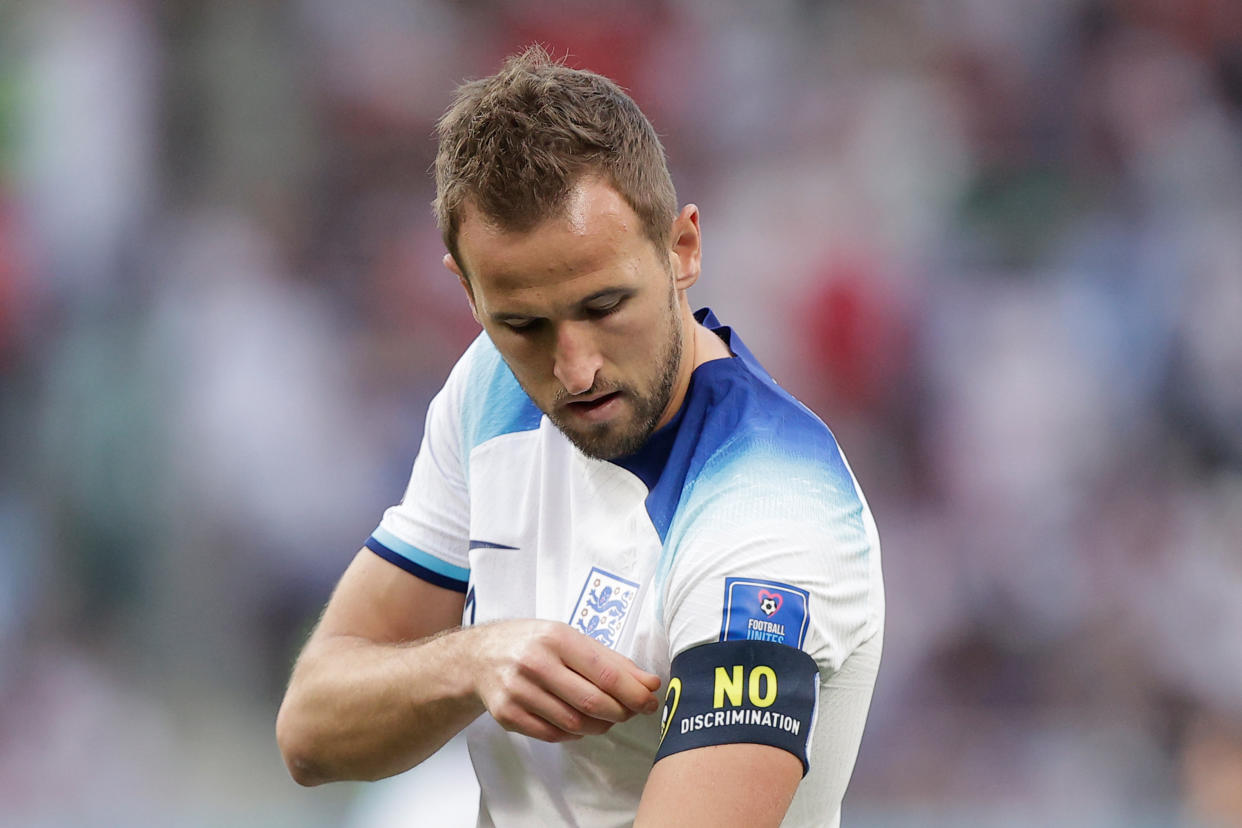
[463,421,669,673]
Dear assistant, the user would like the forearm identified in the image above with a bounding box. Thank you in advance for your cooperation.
[276,627,484,786]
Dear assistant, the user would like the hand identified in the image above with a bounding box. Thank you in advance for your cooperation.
[467,620,661,743]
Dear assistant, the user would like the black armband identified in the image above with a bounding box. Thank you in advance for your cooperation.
[654,639,820,776]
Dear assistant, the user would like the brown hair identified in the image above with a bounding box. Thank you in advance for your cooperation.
[433,45,677,271]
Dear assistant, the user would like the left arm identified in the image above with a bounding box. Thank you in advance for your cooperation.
[642,441,884,826]
[632,635,821,826]
[635,743,801,827]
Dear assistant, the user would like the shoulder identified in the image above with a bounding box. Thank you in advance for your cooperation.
[677,357,865,535]
[442,332,543,453]
[653,355,882,626]
[656,358,884,670]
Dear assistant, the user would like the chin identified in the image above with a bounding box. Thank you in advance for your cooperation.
[558,420,649,461]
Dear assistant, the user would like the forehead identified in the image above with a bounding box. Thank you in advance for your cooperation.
[456,181,653,296]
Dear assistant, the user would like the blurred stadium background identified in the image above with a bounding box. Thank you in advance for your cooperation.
[2,1,1241,825]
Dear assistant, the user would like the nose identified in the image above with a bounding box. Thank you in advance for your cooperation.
[552,321,602,396]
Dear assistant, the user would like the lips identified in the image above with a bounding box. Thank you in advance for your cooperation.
[563,391,623,422]
[567,391,620,410]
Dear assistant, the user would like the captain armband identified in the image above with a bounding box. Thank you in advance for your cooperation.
[653,639,820,776]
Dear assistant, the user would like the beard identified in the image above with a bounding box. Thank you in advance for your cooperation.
[546,288,683,461]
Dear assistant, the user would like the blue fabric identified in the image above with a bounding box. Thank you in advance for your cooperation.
[612,308,857,545]
[368,525,470,589]
[460,336,543,456]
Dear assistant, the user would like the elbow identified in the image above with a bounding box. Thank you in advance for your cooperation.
[276,698,332,787]
[284,753,328,788]
[282,745,329,788]
[287,760,329,788]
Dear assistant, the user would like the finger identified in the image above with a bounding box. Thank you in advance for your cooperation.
[532,664,634,724]
[560,636,661,714]
[636,669,662,693]
[502,680,614,737]
[624,667,661,713]
[495,703,585,743]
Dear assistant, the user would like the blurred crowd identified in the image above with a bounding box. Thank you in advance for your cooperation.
[1,0,1240,825]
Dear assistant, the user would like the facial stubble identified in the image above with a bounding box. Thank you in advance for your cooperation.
[548,283,683,461]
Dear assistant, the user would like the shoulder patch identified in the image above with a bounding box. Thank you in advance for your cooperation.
[720,577,810,648]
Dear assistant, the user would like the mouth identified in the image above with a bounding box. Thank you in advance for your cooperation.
[562,391,624,423]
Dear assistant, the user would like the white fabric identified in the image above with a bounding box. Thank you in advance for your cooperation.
[370,317,884,827]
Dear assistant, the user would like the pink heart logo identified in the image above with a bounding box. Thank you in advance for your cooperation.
[757,589,783,616]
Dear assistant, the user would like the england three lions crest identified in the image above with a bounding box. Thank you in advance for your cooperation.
[570,567,639,649]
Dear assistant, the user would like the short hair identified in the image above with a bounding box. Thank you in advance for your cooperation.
[434,45,677,271]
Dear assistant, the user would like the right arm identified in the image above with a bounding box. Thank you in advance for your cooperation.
[275,549,473,786]
[275,549,661,786]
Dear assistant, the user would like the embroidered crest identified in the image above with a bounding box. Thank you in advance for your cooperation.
[570,567,639,649]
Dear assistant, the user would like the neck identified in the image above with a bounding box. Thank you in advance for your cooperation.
[653,307,731,431]
[691,317,732,366]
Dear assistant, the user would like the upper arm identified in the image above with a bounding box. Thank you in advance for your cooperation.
[646,447,883,824]
[307,549,466,651]
[635,743,801,828]
[640,636,821,826]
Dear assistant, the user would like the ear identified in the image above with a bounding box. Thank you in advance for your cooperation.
[445,253,479,322]
[668,204,701,292]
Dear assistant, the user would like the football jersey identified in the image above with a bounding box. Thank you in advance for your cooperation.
[367,309,884,828]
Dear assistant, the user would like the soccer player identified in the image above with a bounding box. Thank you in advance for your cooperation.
[276,46,884,828]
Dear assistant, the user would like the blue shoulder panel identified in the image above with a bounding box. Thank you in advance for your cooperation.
[458,334,543,462]
[611,309,869,598]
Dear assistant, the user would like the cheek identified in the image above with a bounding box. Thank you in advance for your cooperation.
[490,338,553,390]
[599,319,649,364]
[605,320,667,376]
[612,294,673,344]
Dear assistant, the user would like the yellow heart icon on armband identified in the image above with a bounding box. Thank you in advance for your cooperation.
[658,677,681,745]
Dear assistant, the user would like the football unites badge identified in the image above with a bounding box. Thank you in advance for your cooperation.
[720,577,810,648]
[758,590,782,616]
[570,567,639,649]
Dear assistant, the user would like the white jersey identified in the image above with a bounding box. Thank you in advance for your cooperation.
[368,309,884,828]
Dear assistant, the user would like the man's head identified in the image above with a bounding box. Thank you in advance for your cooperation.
[434,48,703,460]
[434,45,677,277]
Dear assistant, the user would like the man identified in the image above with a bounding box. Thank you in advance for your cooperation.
[277,46,884,828]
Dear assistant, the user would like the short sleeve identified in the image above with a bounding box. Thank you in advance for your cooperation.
[365,351,474,592]
[659,440,883,678]
[652,438,884,792]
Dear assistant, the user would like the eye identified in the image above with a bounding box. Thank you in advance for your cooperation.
[501,317,541,333]
[586,295,626,318]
